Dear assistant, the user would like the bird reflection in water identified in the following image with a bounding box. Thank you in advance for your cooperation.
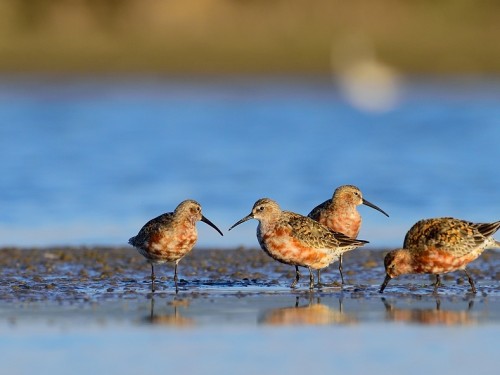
[144,297,194,327]
[259,296,357,326]
[382,297,476,326]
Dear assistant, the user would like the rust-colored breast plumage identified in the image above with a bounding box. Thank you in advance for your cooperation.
[308,199,362,238]
[258,223,326,268]
[411,247,479,274]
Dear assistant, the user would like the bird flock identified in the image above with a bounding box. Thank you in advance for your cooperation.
[128,185,500,294]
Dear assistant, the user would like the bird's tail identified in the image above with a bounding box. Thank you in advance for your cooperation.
[477,221,500,238]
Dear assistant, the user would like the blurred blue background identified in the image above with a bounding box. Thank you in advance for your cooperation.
[1,76,499,249]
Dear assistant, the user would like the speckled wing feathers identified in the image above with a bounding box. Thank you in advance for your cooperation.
[285,211,367,250]
[403,218,500,257]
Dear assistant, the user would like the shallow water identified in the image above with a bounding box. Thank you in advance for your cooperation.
[1,76,500,374]
[2,292,500,375]
[0,76,499,249]
[3,317,499,375]
[1,248,499,374]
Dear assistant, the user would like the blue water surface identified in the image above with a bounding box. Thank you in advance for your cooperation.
[0,75,499,248]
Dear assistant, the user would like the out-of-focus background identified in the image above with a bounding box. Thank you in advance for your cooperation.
[1,0,500,74]
[0,0,499,248]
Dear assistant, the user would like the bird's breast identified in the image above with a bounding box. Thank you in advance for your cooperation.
[412,248,479,274]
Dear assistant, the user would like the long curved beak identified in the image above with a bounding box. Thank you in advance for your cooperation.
[201,215,224,236]
[363,198,389,217]
[228,214,253,231]
[379,274,392,293]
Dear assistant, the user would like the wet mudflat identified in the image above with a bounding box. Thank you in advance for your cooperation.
[1,247,500,375]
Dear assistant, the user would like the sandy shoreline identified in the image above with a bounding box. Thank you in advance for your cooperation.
[0,246,377,301]
[1,246,500,329]
[1,247,499,304]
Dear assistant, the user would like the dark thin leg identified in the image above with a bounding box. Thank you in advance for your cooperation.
[463,268,477,294]
[433,274,441,294]
[316,256,344,288]
[174,262,179,294]
[315,269,342,288]
[308,267,315,290]
[151,263,156,293]
[291,266,301,288]
[379,274,391,293]
[338,254,345,285]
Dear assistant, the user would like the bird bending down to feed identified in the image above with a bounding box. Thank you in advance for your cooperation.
[129,199,223,293]
[379,217,500,294]
[308,185,388,285]
[229,198,368,289]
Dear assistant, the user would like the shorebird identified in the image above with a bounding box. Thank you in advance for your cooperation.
[229,198,368,289]
[308,185,388,285]
[379,217,500,294]
[128,200,223,293]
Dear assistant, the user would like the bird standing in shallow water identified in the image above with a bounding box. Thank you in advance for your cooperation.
[308,185,388,285]
[129,200,223,293]
[229,198,368,289]
[379,217,500,294]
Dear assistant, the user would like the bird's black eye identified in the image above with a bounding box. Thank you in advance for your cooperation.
[258,206,265,212]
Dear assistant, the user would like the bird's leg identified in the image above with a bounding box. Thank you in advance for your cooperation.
[174,261,179,294]
[315,258,344,288]
[338,254,345,285]
[151,263,156,293]
[463,268,477,294]
[308,267,315,290]
[315,269,327,288]
[433,274,441,294]
[291,266,301,288]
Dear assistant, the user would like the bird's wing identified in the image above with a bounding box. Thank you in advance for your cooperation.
[286,212,368,249]
[307,200,330,220]
[404,217,491,257]
[129,212,174,247]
